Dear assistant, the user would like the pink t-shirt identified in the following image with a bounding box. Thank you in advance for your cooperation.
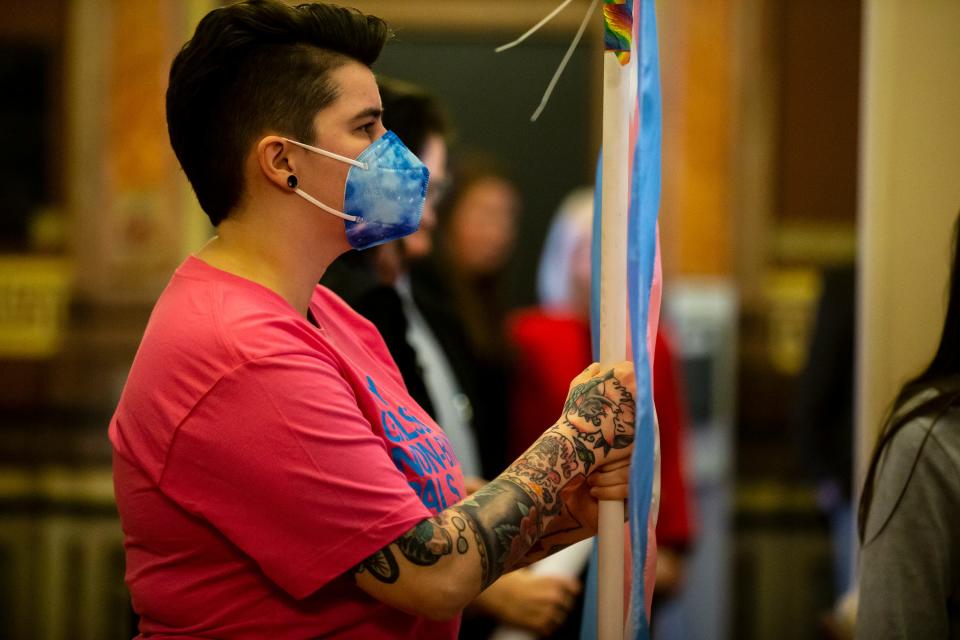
[110,256,465,639]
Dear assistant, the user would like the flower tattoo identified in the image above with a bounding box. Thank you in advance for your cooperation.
[562,369,636,454]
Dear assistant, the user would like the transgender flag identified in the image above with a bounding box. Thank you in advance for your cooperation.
[583,0,663,638]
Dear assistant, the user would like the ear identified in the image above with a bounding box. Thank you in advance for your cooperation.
[255,135,296,191]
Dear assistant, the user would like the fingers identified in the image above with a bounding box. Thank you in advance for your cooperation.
[569,361,635,389]
[590,484,629,500]
[589,472,630,499]
[527,576,581,635]
[528,606,564,637]
[588,459,630,499]
[569,361,603,390]
[530,574,581,600]
[589,460,630,485]
[595,458,631,473]
[612,359,636,377]
[549,575,582,604]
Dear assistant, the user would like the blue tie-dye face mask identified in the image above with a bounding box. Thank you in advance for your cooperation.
[284,131,430,251]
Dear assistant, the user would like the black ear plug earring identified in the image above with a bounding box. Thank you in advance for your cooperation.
[287,175,298,189]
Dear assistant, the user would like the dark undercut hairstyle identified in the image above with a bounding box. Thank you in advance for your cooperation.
[166,0,391,226]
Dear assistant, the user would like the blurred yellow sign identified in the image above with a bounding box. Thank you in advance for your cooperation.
[0,256,72,358]
[765,268,822,376]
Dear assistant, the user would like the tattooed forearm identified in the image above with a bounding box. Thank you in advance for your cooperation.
[354,365,637,600]
[451,479,540,588]
[444,418,623,588]
[500,366,637,567]
[500,430,582,515]
[460,510,487,582]
[516,541,574,567]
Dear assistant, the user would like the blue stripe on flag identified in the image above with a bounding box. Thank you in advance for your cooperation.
[590,160,603,363]
[628,0,663,637]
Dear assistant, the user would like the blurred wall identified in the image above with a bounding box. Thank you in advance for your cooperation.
[659,0,735,281]
[856,0,960,486]
[67,0,214,304]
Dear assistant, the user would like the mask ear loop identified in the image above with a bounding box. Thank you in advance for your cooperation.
[282,138,363,222]
[292,186,360,222]
[283,138,369,170]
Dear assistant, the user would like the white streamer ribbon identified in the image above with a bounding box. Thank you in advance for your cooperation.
[496,0,600,122]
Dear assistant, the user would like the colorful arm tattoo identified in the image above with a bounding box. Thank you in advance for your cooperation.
[354,512,470,582]
[355,367,635,591]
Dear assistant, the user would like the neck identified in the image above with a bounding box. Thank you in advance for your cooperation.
[196,200,348,316]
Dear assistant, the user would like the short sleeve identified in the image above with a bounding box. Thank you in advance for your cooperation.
[856,421,959,639]
[158,353,432,600]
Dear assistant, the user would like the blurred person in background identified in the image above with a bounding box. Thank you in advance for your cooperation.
[109,2,638,638]
[510,188,697,606]
[412,155,521,474]
[857,210,960,639]
[323,77,582,639]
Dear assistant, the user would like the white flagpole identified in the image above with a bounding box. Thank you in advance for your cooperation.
[597,49,632,639]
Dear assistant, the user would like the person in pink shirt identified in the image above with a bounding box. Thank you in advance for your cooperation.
[109,1,638,638]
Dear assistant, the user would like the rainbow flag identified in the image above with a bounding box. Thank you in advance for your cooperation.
[603,0,634,65]
[583,0,663,637]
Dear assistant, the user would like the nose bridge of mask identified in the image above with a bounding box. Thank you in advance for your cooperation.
[362,131,418,171]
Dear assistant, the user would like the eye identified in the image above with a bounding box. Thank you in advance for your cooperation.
[357,121,376,134]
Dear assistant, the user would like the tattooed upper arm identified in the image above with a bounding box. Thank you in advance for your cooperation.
[354,548,400,584]
[350,512,482,620]
[353,513,470,583]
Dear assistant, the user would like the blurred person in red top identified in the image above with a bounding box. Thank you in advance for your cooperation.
[509,188,697,596]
